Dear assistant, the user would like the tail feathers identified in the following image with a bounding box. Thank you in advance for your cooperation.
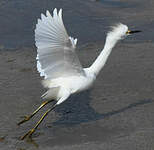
[41,87,60,100]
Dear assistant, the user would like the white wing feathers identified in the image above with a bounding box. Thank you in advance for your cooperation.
[35,8,84,79]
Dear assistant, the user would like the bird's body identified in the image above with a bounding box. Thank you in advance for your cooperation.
[41,68,96,104]
[35,8,99,105]
[18,8,141,139]
[35,8,129,105]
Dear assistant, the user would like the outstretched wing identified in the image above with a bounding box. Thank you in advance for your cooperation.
[35,8,85,79]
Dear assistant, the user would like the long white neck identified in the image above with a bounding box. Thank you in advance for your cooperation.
[89,34,120,76]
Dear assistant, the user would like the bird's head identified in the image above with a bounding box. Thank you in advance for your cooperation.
[107,23,141,41]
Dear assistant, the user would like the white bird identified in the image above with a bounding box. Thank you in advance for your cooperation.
[18,8,141,140]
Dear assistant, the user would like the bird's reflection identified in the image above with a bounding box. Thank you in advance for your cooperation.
[53,90,153,126]
[53,90,100,126]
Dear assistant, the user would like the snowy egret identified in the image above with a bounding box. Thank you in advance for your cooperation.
[18,8,141,140]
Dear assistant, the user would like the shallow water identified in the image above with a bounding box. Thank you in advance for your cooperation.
[0,0,154,150]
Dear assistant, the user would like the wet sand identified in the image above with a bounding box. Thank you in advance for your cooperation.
[0,0,154,149]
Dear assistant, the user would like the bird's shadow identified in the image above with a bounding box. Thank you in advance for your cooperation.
[53,91,153,127]
[23,91,153,148]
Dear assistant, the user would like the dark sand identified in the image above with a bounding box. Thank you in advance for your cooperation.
[0,0,154,149]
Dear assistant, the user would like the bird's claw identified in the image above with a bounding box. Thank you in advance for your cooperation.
[20,129,35,140]
[17,115,31,126]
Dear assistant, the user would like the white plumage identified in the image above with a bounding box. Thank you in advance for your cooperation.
[35,10,129,105]
[18,8,140,139]
[35,8,83,82]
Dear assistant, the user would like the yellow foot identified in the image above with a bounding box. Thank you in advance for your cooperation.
[20,128,35,140]
[17,115,31,126]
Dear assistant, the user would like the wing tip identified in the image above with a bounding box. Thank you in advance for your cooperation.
[53,8,58,17]
[74,38,78,45]
[37,8,63,23]
[41,13,46,20]
[69,37,78,47]
[46,10,50,16]
[59,8,62,18]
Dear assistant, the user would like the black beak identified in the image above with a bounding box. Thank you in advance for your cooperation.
[126,30,142,34]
